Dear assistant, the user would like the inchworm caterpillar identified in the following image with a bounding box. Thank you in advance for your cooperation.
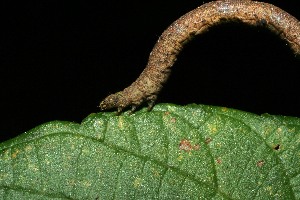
[100,0,300,113]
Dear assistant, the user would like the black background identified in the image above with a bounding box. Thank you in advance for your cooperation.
[1,0,300,142]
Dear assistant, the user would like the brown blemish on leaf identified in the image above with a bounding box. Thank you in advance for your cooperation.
[193,144,200,150]
[164,111,170,115]
[170,117,176,123]
[216,158,222,164]
[205,137,212,144]
[273,144,280,150]
[257,160,265,167]
[179,139,193,152]
[179,139,200,152]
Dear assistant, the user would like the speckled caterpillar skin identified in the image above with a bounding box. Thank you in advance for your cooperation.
[100,0,300,113]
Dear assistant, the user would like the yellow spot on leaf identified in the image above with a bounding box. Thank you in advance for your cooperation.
[221,107,228,112]
[11,149,20,159]
[82,148,90,155]
[276,128,282,133]
[152,168,160,177]
[68,179,76,186]
[118,117,124,129]
[0,173,9,181]
[133,177,142,188]
[1,150,9,160]
[258,181,262,185]
[263,126,273,136]
[177,154,183,161]
[45,159,50,165]
[288,128,295,133]
[208,124,217,134]
[25,145,33,152]
[28,164,39,172]
[83,180,91,187]
[266,186,273,195]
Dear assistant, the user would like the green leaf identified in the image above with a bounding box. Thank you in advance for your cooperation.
[0,104,299,199]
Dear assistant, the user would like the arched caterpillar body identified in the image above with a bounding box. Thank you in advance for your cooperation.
[100,0,300,113]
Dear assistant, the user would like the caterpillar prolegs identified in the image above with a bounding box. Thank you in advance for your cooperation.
[100,0,300,113]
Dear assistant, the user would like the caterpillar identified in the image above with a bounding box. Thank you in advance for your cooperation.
[100,0,300,113]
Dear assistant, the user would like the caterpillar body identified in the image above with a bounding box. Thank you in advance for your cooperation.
[100,0,300,113]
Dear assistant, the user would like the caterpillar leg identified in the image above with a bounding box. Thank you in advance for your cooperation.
[131,105,137,112]
[147,95,157,111]
[147,101,155,111]
[116,107,123,115]
[127,105,138,115]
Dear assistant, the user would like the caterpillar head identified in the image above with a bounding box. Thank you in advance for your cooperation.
[99,92,126,111]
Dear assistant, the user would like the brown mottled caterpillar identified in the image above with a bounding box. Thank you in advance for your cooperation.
[100,0,300,113]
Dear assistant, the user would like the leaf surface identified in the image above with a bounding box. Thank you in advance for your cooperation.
[0,104,299,199]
